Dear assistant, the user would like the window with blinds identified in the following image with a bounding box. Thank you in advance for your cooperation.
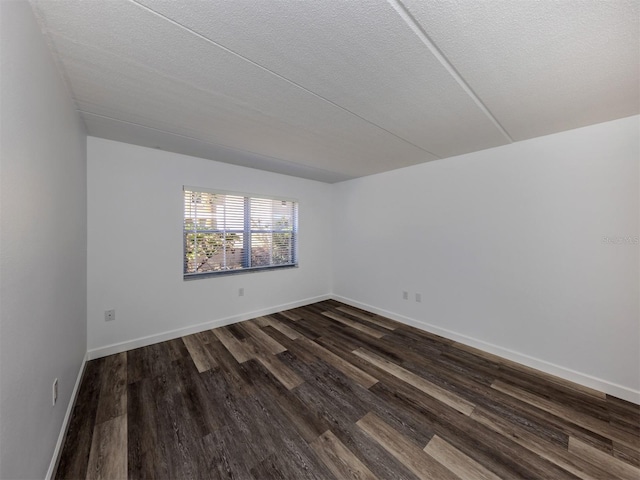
[183,187,298,277]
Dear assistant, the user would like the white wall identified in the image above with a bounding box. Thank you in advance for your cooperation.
[0,2,87,479]
[333,116,639,402]
[87,138,332,356]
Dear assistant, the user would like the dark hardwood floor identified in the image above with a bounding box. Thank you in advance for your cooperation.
[55,300,640,479]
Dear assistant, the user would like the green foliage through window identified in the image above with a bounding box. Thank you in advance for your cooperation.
[184,189,298,276]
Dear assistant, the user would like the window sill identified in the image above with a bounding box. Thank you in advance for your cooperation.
[183,263,298,280]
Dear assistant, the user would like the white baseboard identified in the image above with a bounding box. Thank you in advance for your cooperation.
[332,295,640,405]
[87,294,331,360]
[46,292,639,479]
[86,292,640,403]
[46,352,88,480]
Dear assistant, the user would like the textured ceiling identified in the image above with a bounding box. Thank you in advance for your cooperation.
[31,0,639,183]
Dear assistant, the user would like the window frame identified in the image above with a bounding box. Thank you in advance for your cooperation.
[183,186,298,279]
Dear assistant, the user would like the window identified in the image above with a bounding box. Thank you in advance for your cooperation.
[183,187,298,278]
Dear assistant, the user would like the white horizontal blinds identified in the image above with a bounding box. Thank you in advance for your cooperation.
[184,188,298,276]
[249,197,297,267]
[183,190,245,274]
[219,195,245,271]
[184,190,210,273]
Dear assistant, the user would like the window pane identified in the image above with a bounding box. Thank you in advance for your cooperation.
[184,232,244,273]
[272,231,292,264]
[251,232,272,266]
[184,188,297,276]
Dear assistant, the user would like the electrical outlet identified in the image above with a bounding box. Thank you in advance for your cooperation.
[238,287,244,297]
[402,291,408,300]
[52,378,58,406]
[105,309,115,322]
[415,293,422,303]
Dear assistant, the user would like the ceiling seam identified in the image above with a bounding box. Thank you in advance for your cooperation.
[387,0,514,143]
[78,110,354,180]
[128,0,441,160]
[44,29,313,137]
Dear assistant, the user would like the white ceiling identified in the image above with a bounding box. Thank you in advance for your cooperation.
[31,0,639,183]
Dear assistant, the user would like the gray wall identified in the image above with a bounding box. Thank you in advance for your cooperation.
[0,2,87,478]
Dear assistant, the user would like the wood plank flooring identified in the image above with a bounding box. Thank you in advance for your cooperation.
[55,300,640,479]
